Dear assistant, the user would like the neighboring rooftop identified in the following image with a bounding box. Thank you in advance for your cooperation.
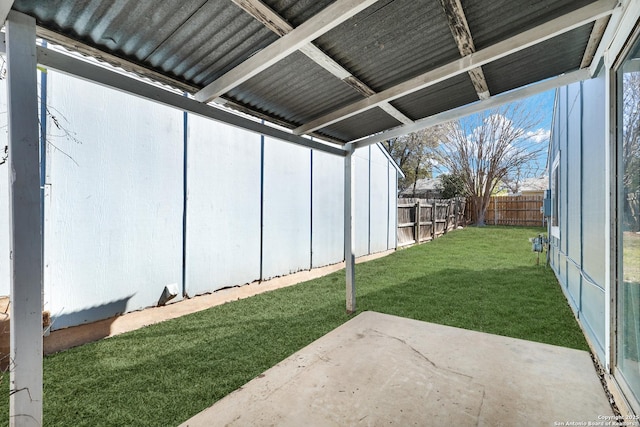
[399,177,442,198]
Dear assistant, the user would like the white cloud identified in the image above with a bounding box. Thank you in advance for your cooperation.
[525,128,550,144]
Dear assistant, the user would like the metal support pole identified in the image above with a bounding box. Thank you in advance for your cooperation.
[344,144,355,314]
[6,11,43,427]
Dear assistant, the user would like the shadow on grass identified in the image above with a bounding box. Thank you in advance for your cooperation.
[356,265,588,352]
[13,263,586,427]
[32,283,351,427]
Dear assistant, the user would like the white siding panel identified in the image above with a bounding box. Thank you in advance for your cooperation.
[44,71,184,330]
[566,84,582,261]
[550,79,607,362]
[581,77,607,288]
[0,82,9,296]
[388,165,398,250]
[0,71,399,329]
[185,115,262,295]
[311,150,344,268]
[369,145,389,253]
[354,146,370,257]
[262,138,311,279]
[582,281,606,360]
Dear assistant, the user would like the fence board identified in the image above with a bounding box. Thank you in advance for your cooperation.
[397,198,467,247]
[485,195,544,226]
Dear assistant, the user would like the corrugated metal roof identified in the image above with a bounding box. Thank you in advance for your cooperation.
[483,24,594,95]
[318,107,402,142]
[263,0,336,28]
[463,0,597,50]
[390,73,479,122]
[8,0,615,146]
[315,0,461,92]
[228,51,365,127]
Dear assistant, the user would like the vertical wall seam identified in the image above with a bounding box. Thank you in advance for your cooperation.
[387,159,390,250]
[395,172,398,249]
[259,126,265,281]
[579,81,584,315]
[368,145,371,255]
[181,102,188,297]
[565,86,570,290]
[310,148,313,269]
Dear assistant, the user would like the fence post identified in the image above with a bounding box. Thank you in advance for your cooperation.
[494,197,497,225]
[432,199,437,240]
[453,198,458,228]
[415,201,421,244]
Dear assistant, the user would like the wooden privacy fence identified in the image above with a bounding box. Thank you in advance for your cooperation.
[397,198,467,247]
[485,195,545,226]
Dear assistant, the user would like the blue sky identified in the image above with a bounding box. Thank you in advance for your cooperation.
[434,89,556,178]
[520,88,556,174]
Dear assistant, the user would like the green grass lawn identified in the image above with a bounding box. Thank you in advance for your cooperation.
[1,226,586,426]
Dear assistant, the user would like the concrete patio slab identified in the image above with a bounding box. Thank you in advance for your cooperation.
[180,311,613,427]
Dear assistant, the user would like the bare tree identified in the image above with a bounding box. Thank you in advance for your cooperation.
[435,102,547,226]
[0,56,80,167]
[382,127,443,194]
[622,71,640,231]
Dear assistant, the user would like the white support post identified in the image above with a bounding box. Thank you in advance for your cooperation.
[344,144,356,314]
[6,11,43,427]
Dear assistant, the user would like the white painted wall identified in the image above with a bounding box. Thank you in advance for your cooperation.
[185,114,262,295]
[262,138,312,279]
[387,162,398,250]
[0,80,9,296]
[311,149,344,268]
[370,145,391,254]
[549,76,607,361]
[0,69,401,329]
[354,147,370,257]
[43,71,184,329]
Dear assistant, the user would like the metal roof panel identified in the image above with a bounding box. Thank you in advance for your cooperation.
[9,0,610,144]
[263,0,337,27]
[315,0,462,92]
[12,0,279,87]
[318,107,402,142]
[227,51,366,127]
[390,73,479,121]
[463,0,598,50]
[483,24,594,95]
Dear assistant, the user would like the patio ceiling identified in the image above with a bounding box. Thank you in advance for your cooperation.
[4,0,619,148]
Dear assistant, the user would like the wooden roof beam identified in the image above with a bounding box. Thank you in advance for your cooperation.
[194,0,380,103]
[581,16,610,69]
[439,0,490,100]
[293,0,617,136]
[230,0,413,125]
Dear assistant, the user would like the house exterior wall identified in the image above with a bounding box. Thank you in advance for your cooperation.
[369,146,392,254]
[42,71,185,330]
[311,150,345,268]
[549,76,608,362]
[354,146,371,257]
[185,114,262,295]
[261,137,313,279]
[0,69,400,329]
[0,84,8,297]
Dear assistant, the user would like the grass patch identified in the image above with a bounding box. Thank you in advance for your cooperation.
[1,226,586,426]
